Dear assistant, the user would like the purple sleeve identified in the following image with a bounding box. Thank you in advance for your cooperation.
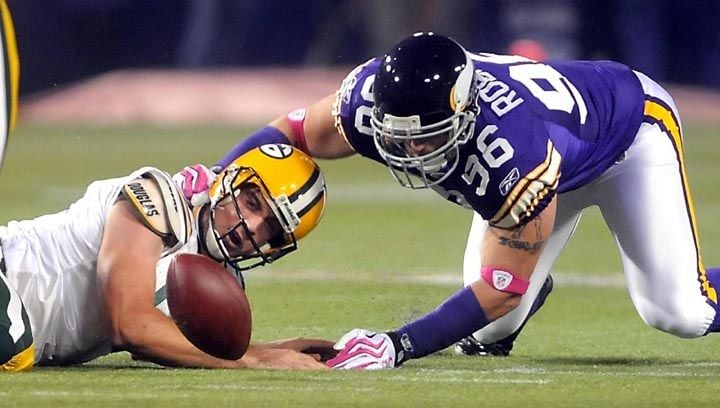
[333,59,386,164]
[216,126,289,168]
[390,286,491,362]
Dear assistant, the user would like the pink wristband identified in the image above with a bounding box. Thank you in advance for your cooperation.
[480,267,530,295]
[286,108,309,154]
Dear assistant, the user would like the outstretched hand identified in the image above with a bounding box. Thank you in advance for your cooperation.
[326,329,398,370]
[239,346,329,370]
[253,337,338,362]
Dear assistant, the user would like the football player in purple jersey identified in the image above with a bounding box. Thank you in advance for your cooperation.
[208,32,720,369]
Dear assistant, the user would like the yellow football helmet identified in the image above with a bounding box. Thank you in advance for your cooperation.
[205,144,326,271]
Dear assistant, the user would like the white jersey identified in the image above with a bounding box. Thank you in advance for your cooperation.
[1,168,198,365]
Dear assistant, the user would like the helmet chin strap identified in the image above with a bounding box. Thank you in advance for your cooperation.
[204,226,225,261]
[197,204,225,261]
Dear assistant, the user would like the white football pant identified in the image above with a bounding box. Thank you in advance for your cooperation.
[463,71,717,342]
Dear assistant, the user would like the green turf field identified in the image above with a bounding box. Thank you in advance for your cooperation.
[1,122,719,406]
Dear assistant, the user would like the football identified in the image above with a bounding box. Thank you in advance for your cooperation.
[166,253,252,360]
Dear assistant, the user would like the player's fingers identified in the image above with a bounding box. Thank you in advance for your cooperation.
[283,353,330,370]
[183,166,199,180]
[180,168,197,197]
[302,346,338,362]
[190,166,208,192]
[300,342,335,351]
[298,339,336,355]
[305,352,322,361]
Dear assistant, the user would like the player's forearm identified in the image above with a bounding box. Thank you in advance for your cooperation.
[218,94,354,167]
[113,309,240,369]
[216,124,291,168]
[237,345,329,370]
[125,332,328,369]
[114,311,329,369]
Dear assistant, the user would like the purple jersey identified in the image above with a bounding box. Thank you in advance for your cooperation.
[333,54,645,227]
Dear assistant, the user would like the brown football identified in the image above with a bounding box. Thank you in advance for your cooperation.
[166,253,252,360]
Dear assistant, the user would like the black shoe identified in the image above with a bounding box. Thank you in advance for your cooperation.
[454,335,512,357]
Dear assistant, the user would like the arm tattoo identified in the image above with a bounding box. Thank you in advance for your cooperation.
[495,216,546,254]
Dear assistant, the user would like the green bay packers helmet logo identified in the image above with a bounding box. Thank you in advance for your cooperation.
[260,144,293,159]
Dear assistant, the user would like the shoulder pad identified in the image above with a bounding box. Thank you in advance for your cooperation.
[121,167,193,246]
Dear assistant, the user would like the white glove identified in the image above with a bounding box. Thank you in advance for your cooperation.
[326,329,398,370]
[171,164,219,207]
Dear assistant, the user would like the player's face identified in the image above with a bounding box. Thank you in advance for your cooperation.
[380,131,449,159]
[211,184,282,258]
[402,133,449,157]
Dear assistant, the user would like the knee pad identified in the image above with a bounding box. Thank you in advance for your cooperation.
[637,301,711,338]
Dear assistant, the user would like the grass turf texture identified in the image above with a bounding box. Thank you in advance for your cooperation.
[1,122,719,406]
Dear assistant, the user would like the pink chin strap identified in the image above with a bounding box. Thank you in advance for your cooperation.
[480,266,530,295]
[285,108,309,154]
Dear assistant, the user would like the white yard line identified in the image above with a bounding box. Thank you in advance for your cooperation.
[250,269,627,288]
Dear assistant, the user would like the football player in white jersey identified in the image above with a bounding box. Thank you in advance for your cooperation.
[212,33,720,369]
[0,144,331,371]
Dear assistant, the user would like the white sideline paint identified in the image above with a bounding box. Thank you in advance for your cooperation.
[399,273,627,287]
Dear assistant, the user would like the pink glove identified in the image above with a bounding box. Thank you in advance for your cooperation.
[326,329,398,370]
[171,164,218,207]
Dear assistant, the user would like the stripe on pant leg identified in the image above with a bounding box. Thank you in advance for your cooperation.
[643,97,714,303]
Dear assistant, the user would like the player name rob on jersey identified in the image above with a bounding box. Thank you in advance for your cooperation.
[475,69,524,117]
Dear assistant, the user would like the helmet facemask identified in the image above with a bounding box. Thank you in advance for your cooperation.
[205,165,299,272]
[371,107,476,188]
